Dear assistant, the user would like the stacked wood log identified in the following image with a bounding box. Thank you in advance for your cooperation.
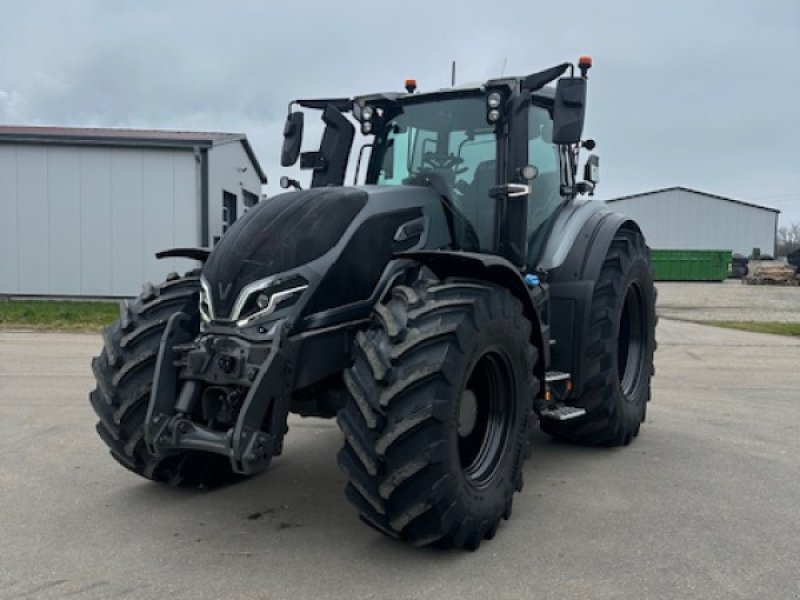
[745,262,799,286]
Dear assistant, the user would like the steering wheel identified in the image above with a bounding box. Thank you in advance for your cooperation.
[422,152,468,175]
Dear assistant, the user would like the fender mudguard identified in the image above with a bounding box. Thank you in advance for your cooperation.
[399,250,547,385]
[542,200,643,397]
[155,247,211,262]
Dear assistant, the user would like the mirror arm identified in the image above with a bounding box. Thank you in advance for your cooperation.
[521,63,571,92]
[279,176,302,191]
[558,144,577,198]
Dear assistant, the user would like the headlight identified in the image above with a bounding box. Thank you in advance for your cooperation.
[200,275,308,328]
[232,275,309,328]
[199,279,214,322]
[487,91,503,109]
[487,109,501,123]
[236,284,307,328]
[361,105,374,121]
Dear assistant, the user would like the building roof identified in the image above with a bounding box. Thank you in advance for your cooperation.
[605,186,780,214]
[0,125,267,183]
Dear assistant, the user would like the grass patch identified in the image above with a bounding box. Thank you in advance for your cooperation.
[0,299,120,332]
[698,320,800,337]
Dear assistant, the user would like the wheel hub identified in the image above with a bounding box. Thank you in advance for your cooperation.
[458,390,478,437]
[458,350,514,488]
[618,282,647,398]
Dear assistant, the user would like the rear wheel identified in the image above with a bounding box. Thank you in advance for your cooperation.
[541,227,656,446]
[338,277,539,549]
[89,271,240,487]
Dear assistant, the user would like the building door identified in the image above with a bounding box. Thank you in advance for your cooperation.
[222,190,237,234]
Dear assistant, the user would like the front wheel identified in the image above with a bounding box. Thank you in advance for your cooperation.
[338,278,539,549]
[89,271,240,487]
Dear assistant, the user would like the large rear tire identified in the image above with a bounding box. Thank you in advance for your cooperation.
[338,277,539,549]
[89,271,240,488]
[541,227,656,446]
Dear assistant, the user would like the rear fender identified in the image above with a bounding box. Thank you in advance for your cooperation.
[544,204,643,396]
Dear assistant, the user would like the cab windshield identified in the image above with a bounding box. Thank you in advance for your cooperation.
[373,96,497,251]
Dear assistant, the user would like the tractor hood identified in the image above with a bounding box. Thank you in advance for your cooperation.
[202,187,368,319]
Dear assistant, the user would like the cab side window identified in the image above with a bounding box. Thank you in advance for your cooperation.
[528,105,560,210]
[526,105,562,265]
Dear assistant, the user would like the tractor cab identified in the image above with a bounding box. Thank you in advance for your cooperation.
[280,58,599,270]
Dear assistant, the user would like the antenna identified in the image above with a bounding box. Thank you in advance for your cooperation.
[501,58,507,77]
[451,61,456,86]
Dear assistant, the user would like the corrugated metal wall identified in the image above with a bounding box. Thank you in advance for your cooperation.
[0,144,199,296]
[606,189,778,256]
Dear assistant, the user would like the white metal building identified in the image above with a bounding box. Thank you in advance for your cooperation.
[605,187,779,256]
[0,126,266,297]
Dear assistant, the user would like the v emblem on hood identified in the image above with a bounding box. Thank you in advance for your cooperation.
[218,281,233,301]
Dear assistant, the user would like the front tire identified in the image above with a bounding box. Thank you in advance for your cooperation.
[338,278,539,549]
[89,271,240,487]
[541,227,656,446]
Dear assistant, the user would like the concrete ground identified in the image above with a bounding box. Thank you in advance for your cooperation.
[656,279,799,322]
[1,321,798,600]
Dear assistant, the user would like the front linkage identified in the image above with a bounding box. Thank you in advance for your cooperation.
[145,313,296,475]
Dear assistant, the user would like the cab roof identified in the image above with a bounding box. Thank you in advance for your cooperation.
[296,70,560,114]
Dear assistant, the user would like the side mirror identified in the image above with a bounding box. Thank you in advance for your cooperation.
[279,175,302,190]
[552,77,586,145]
[281,112,304,167]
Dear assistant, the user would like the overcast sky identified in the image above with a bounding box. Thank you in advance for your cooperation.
[1,0,798,225]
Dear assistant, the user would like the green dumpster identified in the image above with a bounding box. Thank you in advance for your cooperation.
[650,250,731,281]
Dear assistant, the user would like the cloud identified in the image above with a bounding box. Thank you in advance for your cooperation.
[1,0,798,223]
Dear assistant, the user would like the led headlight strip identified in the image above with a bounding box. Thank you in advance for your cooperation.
[234,285,308,328]
[200,276,308,328]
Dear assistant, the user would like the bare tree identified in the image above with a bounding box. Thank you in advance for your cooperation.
[776,222,800,257]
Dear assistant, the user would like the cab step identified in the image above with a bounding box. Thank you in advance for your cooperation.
[545,370,570,384]
[539,404,587,421]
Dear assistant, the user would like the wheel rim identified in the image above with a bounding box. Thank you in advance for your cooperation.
[618,281,647,398]
[458,350,514,488]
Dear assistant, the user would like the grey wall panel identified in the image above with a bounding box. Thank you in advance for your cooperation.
[17,146,49,294]
[171,152,200,277]
[0,145,19,293]
[1,141,215,297]
[112,149,198,294]
[110,149,144,295]
[142,151,175,284]
[207,142,263,244]
[79,148,113,294]
[47,147,82,294]
[607,190,778,255]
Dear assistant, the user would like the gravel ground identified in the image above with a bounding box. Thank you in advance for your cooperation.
[656,280,800,322]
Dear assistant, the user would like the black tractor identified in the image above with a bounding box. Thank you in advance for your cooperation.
[90,57,656,550]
